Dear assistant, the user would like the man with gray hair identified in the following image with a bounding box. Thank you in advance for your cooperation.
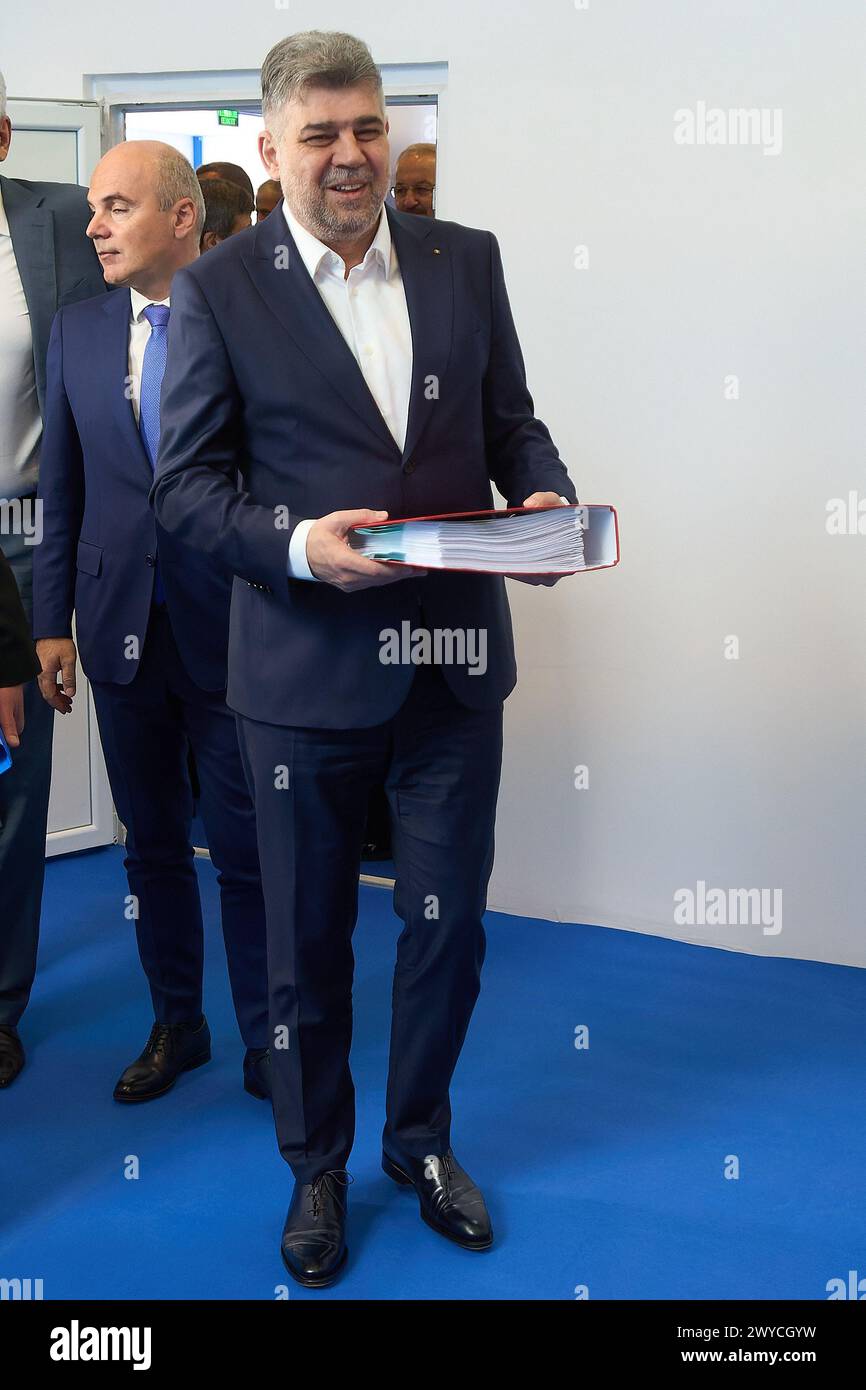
[154,30,576,1284]
[32,141,271,1107]
[0,70,106,1089]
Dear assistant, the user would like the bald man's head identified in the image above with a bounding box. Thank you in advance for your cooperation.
[394,143,436,216]
[255,178,282,221]
[86,141,204,298]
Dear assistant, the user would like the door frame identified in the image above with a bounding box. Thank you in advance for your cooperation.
[3,98,102,184]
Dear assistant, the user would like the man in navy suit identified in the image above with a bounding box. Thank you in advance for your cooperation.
[0,71,107,1088]
[33,141,270,1104]
[153,29,577,1284]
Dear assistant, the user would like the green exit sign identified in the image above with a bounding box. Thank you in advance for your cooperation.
[217,109,239,127]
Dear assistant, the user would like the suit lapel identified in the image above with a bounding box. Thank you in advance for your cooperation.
[242,206,397,454]
[386,204,453,464]
[102,289,153,480]
[1,175,57,413]
[242,203,453,463]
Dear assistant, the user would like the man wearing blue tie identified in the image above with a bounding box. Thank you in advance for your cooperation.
[32,142,271,1104]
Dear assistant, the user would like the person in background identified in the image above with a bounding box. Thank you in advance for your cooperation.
[196,160,254,203]
[0,543,40,970]
[392,142,436,217]
[0,544,38,701]
[33,140,271,1106]
[255,178,282,221]
[0,69,106,1091]
[199,177,253,251]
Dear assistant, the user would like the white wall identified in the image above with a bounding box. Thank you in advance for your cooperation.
[4,0,863,964]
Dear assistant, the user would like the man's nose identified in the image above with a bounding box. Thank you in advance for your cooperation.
[331,130,366,167]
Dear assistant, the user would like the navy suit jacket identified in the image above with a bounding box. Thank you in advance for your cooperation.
[152,203,577,728]
[32,288,233,690]
[0,175,105,418]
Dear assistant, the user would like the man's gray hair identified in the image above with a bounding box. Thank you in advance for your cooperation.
[0,71,7,122]
[154,144,205,236]
[261,30,384,131]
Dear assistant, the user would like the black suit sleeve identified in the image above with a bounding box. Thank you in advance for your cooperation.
[0,547,40,687]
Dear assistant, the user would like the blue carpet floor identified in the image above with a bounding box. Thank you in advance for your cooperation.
[1,844,863,1301]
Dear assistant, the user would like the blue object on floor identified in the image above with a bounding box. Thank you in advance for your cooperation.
[1,844,864,1300]
[0,730,12,775]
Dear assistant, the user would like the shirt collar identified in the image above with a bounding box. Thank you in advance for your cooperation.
[281,198,392,281]
[130,287,171,321]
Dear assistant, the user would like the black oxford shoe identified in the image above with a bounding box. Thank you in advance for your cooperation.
[0,1026,25,1089]
[243,1046,271,1100]
[113,1016,211,1102]
[280,1170,352,1288]
[383,1147,493,1249]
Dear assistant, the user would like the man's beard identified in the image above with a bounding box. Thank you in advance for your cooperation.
[284,169,385,241]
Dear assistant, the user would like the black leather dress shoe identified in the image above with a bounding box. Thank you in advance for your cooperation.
[243,1046,271,1100]
[280,1170,352,1287]
[383,1147,493,1249]
[113,1016,211,1102]
[0,1026,24,1089]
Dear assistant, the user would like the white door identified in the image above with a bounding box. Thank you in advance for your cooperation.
[4,98,116,855]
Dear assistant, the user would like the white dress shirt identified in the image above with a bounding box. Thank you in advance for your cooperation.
[128,287,171,426]
[281,199,413,581]
[0,185,42,499]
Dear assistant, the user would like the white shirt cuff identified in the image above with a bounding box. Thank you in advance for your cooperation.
[287,518,318,581]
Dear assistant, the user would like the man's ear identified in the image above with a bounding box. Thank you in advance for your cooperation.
[174,197,199,240]
[0,116,12,161]
[258,128,280,180]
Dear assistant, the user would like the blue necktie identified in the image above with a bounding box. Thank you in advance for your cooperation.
[139,303,170,606]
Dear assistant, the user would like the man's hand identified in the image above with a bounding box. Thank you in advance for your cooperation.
[506,491,572,587]
[0,684,26,749]
[306,509,427,592]
[36,637,78,714]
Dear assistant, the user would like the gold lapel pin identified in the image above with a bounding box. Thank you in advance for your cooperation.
[432,247,441,255]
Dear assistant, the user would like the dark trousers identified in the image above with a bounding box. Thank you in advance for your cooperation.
[237,662,503,1182]
[0,527,54,1028]
[90,604,268,1048]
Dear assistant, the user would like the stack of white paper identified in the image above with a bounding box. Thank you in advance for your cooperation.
[348,505,598,574]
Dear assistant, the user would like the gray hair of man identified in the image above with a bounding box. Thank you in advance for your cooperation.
[261,30,385,135]
[153,144,205,237]
[0,70,7,122]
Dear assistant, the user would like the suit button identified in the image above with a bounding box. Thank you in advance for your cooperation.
[145,554,156,567]
[403,459,416,474]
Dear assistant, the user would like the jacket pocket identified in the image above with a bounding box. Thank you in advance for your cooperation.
[76,540,103,576]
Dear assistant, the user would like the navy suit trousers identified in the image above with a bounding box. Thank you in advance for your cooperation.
[90,604,268,1047]
[236,662,503,1182]
[0,523,55,1027]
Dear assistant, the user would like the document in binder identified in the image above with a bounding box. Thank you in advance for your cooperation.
[347,503,619,575]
